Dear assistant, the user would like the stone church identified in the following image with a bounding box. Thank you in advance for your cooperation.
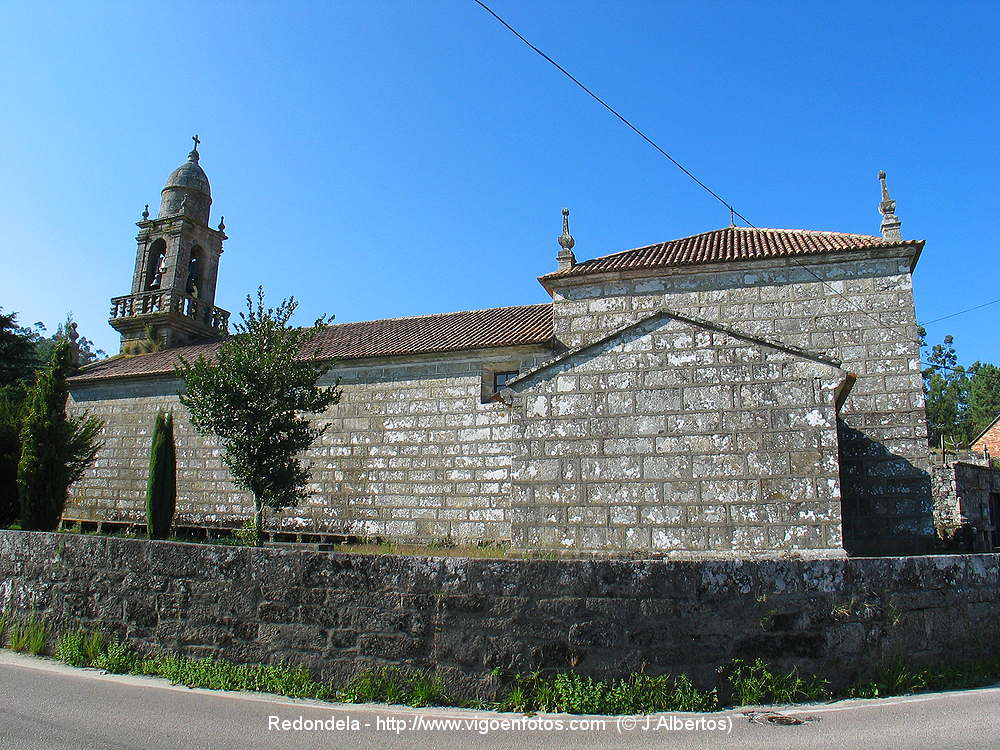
[65,141,933,557]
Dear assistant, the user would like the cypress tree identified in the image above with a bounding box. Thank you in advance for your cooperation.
[145,412,176,539]
[17,341,102,531]
[0,393,25,526]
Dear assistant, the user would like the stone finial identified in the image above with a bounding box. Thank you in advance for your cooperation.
[218,216,225,232]
[556,207,576,271]
[141,204,149,220]
[67,322,80,367]
[189,134,201,162]
[878,170,902,241]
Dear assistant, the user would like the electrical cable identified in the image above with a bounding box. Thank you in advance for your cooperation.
[471,0,927,347]
[470,0,752,226]
[919,297,1000,327]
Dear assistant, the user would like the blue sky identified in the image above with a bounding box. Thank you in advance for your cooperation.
[1,1,997,365]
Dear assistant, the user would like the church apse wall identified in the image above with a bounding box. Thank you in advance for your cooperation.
[504,311,849,556]
[543,248,931,554]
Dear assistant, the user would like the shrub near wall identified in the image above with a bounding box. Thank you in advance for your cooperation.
[1,530,998,698]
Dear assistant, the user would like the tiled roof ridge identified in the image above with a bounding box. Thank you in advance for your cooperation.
[539,225,924,283]
[321,301,550,328]
[580,225,899,263]
[69,301,555,384]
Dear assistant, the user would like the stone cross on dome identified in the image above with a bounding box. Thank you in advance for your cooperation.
[189,134,201,162]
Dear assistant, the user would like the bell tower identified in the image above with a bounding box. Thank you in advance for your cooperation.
[110,136,230,352]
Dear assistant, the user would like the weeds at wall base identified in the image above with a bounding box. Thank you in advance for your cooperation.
[6,612,48,655]
[5,615,1000,715]
[720,658,830,706]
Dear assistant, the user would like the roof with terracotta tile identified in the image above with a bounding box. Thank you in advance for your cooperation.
[971,413,1000,449]
[69,303,553,383]
[539,226,924,284]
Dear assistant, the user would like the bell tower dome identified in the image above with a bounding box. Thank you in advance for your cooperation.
[109,136,230,352]
[159,135,212,225]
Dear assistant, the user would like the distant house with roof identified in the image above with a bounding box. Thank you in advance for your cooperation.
[65,144,933,557]
[972,414,1000,458]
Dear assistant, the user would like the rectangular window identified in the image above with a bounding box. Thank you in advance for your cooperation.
[493,370,519,392]
[481,362,522,403]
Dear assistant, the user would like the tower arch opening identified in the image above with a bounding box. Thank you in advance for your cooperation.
[145,238,167,290]
[187,245,203,297]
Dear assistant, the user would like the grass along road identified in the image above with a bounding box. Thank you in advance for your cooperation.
[3,651,1000,750]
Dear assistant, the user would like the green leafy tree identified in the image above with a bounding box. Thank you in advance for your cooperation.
[55,313,107,367]
[2,309,53,525]
[920,330,1000,448]
[921,331,969,447]
[0,308,44,393]
[968,362,1000,441]
[0,310,106,527]
[145,412,177,539]
[34,314,107,368]
[17,341,104,531]
[1,309,105,397]
[176,288,341,537]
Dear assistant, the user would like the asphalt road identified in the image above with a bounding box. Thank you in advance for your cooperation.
[2,651,999,750]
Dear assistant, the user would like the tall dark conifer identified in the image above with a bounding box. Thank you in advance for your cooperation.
[145,412,177,539]
[17,341,102,530]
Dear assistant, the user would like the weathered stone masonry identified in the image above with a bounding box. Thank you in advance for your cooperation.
[3,531,998,696]
[541,249,929,554]
[932,458,1000,551]
[67,312,852,558]
[69,346,551,542]
[65,248,929,556]
[504,311,851,555]
[63,146,935,556]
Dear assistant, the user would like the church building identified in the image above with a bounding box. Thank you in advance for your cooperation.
[65,141,933,557]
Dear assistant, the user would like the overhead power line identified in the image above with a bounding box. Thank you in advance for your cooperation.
[471,0,752,227]
[919,297,1000,327]
[471,0,924,347]
[921,361,964,374]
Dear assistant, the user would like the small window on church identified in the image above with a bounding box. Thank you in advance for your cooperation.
[493,370,519,392]
[481,362,522,403]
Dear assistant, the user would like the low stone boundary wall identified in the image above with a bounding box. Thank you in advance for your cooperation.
[1,530,997,696]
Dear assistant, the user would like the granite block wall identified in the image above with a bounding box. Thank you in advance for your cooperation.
[2,531,998,697]
[65,247,931,556]
[932,460,1000,551]
[66,347,549,543]
[545,250,932,553]
[505,311,849,555]
[66,318,848,556]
